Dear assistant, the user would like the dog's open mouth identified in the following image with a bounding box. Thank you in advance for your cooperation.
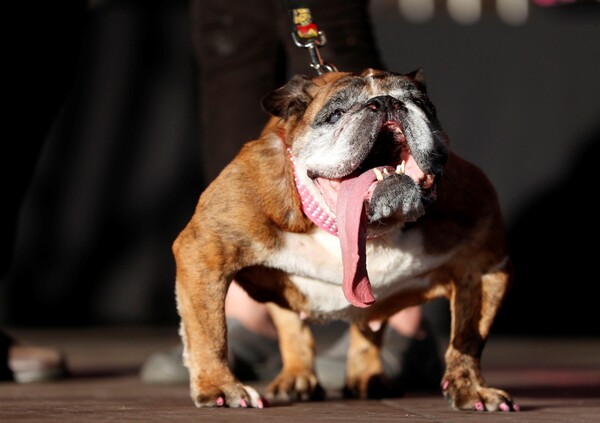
[313,121,434,214]
[291,121,437,309]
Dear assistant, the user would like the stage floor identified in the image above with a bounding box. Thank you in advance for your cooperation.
[1,327,599,422]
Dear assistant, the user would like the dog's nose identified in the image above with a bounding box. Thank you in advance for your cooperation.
[366,95,405,112]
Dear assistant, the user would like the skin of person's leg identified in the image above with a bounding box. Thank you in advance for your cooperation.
[225,283,279,339]
[388,306,428,339]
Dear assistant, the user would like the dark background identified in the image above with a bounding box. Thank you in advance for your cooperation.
[2,0,599,337]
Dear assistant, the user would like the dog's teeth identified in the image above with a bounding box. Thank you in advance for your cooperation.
[373,168,384,181]
[382,168,390,177]
[396,161,406,175]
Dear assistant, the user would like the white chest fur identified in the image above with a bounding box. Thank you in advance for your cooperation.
[264,228,454,315]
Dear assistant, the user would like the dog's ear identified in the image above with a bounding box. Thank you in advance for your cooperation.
[407,68,427,91]
[261,74,315,119]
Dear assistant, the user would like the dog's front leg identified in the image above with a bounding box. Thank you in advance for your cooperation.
[264,303,325,402]
[443,268,518,412]
[343,322,392,399]
[175,246,264,408]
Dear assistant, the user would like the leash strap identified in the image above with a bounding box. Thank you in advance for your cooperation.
[282,0,338,75]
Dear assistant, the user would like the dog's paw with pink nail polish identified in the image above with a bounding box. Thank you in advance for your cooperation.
[191,382,265,408]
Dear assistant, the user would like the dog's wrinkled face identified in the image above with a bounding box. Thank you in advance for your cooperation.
[263,69,450,307]
[263,68,449,228]
[263,69,449,307]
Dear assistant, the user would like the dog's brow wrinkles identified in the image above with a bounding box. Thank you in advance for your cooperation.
[341,77,366,91]
[315,83,364,124]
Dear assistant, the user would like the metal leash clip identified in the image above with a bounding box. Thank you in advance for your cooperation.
[288,6,338,75]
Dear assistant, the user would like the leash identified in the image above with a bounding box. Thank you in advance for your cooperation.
[282,0,338,75]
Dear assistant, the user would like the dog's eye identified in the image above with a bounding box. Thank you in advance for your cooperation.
[327,109,344,124]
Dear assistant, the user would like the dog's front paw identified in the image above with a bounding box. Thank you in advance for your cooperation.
[441,376,519,412]
[367,174,424,223]
[265,368,325,402]
[191,381,266,408]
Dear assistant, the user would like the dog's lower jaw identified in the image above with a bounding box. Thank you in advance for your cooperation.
[367,173,425,223]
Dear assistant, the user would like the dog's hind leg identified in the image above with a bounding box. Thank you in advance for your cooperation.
[264,302,325,402]
[442,265,518,412]
[342,321,394,399]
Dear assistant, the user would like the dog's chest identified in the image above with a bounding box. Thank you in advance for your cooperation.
[265,228,454,314]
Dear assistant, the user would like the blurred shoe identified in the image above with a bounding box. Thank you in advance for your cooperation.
[225,318,281,382]
[1,330,67,383]
[139,343,188,384]
[384,322,444,392]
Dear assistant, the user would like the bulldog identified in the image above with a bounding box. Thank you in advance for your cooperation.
[173,69,517,412]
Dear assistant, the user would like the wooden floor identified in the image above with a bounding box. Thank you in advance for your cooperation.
[1,327,599,422]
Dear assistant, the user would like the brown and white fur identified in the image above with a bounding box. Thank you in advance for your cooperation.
[173,69,517,411]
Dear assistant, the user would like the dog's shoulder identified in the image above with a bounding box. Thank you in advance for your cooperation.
[202,130,313,235]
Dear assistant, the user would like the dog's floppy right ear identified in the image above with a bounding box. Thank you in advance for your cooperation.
[261,74,315,119]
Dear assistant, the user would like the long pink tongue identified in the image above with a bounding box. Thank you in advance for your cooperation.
[337,170,377,308]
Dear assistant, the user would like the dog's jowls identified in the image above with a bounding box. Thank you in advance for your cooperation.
[173,69,516,411]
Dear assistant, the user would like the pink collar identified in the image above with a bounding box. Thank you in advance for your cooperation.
[288,149,339,236]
